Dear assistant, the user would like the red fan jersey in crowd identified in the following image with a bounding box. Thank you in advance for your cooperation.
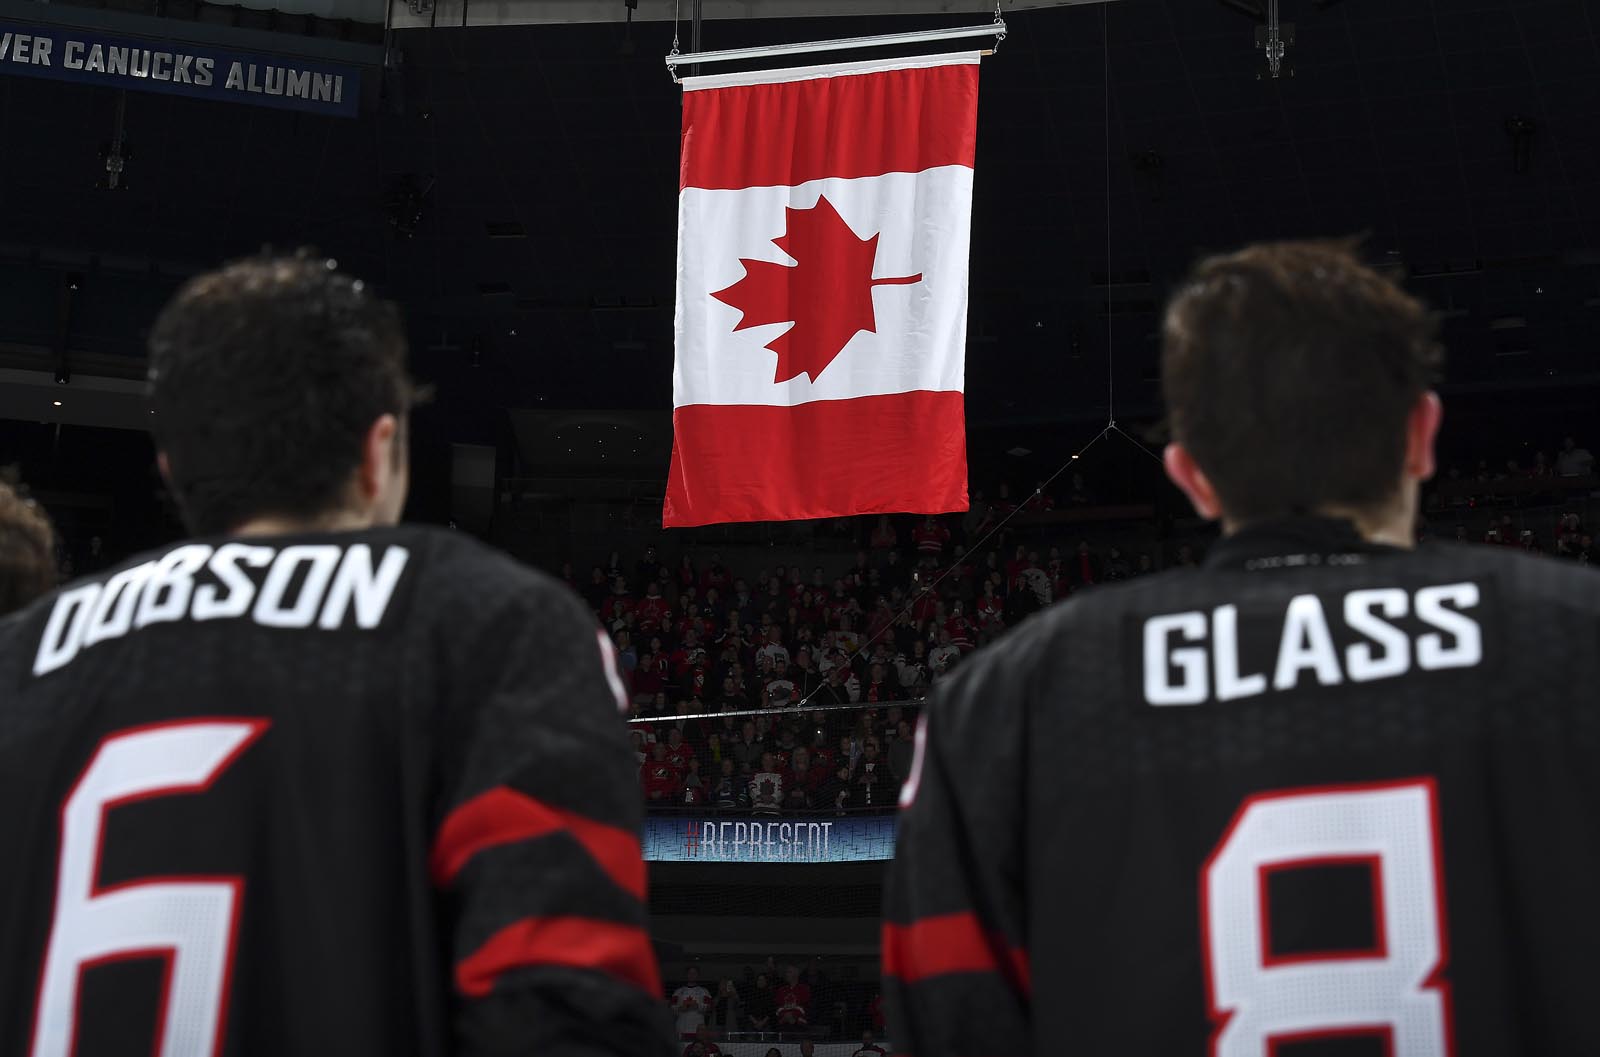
[663,742,696,774]
[774,981,811,1025]
[913,521,951,558]
[635,593,671,633]
[944,616,975,652]
[641,757,683,801]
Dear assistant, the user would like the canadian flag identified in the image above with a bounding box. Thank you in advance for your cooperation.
[664,52,980,528]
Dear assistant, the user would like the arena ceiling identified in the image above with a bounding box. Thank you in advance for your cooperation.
[0,0,1596,461]
[388,0,1109,31]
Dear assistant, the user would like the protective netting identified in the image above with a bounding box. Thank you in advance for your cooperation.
[631,701,920,827]
[633,702,912,1055]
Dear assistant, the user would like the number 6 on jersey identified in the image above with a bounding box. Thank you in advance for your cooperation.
[1202,778,1453,1057]
[31,719,269,1057]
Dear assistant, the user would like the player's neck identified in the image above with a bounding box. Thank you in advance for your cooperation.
[1318,505,1415,549]
[1222,502,1416,551]
[231,509,378,538]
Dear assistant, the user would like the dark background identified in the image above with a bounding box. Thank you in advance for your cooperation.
[1,0,1597,550]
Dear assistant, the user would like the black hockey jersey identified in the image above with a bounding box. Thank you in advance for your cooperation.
[0,525,674,1057]
[884,518,1600,1057]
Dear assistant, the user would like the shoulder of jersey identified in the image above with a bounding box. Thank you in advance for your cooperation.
[1417,540,1600,612]
[1022,568,1195,641]
[934,574,1185,690]
[397,524,579,614]
[0,605,29,669]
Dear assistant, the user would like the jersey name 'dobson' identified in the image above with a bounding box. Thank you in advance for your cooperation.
[32,542,411,677]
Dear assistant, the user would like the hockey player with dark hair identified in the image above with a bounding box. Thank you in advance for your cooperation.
[0,254,673,1056]
[884,240,1600,1056]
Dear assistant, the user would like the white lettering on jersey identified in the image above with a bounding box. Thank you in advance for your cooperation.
[34,585,101,677]
[1272,595,1344,691]
[1213,604,1266,702]
[252,546,342,628]
[82,562,157,649]
[1141,583,1484,707]
[1344,588,1410,682]
[1144,611,1209,706]
[192,543,273,622]
[134,545,214,630]
[318,544,410,630]
[1414,582,1481,671]
[31,543,412,676]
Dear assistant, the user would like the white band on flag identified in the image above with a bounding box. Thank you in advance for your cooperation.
[682,50,983,93]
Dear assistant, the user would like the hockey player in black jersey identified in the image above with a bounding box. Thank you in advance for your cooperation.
[0,254,674,1056]
[884,240,1600,1057]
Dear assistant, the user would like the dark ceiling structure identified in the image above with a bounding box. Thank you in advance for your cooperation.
[0,0,1597,510]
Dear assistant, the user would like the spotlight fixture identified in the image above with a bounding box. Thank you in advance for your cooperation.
[1254,0,1294,79]
[1218,0,1293,79]
[98,92,132,190]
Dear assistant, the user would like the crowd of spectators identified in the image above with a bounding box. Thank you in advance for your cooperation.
[671,960,888,1051]
[1436,511,1598,561]
[564,490,1179,810]
[1431,435,1594,504]
[1425,434,1597,560]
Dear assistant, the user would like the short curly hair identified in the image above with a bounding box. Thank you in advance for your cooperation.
[0,482,56,616]
[1162,239,1443,523]
[147,251,413,535]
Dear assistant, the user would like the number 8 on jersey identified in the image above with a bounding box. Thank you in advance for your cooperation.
[1202,778,1452,1057]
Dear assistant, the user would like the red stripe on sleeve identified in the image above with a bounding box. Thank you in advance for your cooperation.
[881,913,1031,995]
[680,61,979,191]
[456,916,661,999]
[431,786,647,901]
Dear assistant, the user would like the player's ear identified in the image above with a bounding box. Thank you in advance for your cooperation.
[1164,443,1224,521]
[358,413,399,503]
[156,452,174,492]
[1403,390,1442,484]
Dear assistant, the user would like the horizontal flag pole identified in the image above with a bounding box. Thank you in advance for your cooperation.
[666,19,1006,78]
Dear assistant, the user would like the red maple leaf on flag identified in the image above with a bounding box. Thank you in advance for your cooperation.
[711,195,922,384]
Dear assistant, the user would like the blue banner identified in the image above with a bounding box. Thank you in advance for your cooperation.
[0,21,360,117]
[644,815,897,863]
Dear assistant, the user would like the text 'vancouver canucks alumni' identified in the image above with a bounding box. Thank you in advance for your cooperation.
[33,542,410,677]
[1142,582,1484,706]
[0,22,361,118]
